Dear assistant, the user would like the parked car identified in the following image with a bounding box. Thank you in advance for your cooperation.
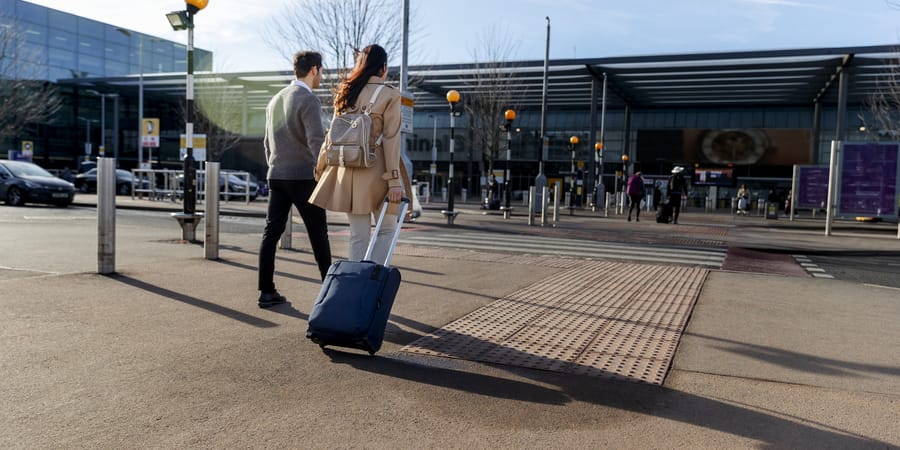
[74,168,151,195]
[0,160,76,207]
[176,170,258,201]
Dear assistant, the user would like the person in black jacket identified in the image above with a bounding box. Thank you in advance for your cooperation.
[667,166,688,224]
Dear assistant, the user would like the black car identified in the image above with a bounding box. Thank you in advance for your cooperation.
[74,168,150,195]
[0,160,76,207]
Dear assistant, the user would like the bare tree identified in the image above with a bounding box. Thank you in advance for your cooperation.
[187,76,245,162]
[263,0,403,72]
[863,42,900,137]
[0,13,63,145]
[463,27,522,180]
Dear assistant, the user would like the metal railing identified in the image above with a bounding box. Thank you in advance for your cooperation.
[130,168,256,204]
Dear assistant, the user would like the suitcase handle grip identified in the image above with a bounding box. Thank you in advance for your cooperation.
[363,198,410,267]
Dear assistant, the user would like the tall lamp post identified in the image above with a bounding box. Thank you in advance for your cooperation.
[167,0,207,241]
[441,90,460,225]
[502,109,516,219]
[86,90,118,159]
[569,136,579,211]
[429,114,437,199]
[167,0,207,217]
[78,117,98,162]
[116,28,146,167]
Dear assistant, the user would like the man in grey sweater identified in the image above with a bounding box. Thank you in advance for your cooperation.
[257,51,332,308]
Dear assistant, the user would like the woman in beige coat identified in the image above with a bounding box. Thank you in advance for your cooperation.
[310,44,408,265]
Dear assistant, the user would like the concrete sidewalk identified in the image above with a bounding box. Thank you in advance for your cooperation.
[2,196,898,448]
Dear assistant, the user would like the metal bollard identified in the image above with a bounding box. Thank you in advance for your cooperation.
[204,162,220,260]
[540,186,548,226]
[604,192,611,217]
[97,158,116,274]
[527,186,535,226]
[552,182,561,226]
[280,208,292,249]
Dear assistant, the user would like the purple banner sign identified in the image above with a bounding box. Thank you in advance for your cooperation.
[796,165,829,209]
[839,143,899,216]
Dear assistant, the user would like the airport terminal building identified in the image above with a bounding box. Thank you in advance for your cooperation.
[3,0,898,208]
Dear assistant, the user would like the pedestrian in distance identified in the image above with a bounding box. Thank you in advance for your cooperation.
[668,166,688,224]
[626,171,645,222]
[310,44,411,265]
[737,184,751,215]
[257,50,333,308]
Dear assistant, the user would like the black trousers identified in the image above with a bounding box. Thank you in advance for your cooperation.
[258,179,332,292]
[668,193,683,222]
[628,194,643,218]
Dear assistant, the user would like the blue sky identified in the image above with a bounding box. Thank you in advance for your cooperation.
[26,0,900,71]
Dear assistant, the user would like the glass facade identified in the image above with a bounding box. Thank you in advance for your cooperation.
[2,0,212,81]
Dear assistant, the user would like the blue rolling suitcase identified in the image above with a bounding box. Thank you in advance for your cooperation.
[306,199,409,355]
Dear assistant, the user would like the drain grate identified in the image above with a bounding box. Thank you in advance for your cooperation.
[401,261,707,385]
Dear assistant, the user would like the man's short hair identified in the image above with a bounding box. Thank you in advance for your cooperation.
[293,51,322,78]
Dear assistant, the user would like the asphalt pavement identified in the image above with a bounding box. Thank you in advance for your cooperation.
[1,195,898,448]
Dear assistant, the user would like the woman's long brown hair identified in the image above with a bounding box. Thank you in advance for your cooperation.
[334,44,388,113]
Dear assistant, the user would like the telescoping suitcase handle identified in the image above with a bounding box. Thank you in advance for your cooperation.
[363,197,410,268]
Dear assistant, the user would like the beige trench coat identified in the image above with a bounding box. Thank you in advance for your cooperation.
[310,76,411,216]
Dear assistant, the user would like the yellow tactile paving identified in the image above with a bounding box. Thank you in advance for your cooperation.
[401,260,708,385]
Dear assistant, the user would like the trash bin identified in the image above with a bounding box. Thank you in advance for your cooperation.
[766,202,779,219]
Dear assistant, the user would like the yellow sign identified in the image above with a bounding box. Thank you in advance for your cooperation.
[179,134,207,162]
[179,134,207,149]
[21,141,33,153]
[400,91,414,134]
[141,118,160,148]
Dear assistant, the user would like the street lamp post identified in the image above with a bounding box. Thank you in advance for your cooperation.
[441,89,459,225]
[117,28,146,168]
[441,90,460,225]
[167,0,208,240]
[569,136,579,212]
[86,90,119,160]
[167,0,208,217]
[502,109,516,219]
[429,114,437,199]
[78,117,98,161]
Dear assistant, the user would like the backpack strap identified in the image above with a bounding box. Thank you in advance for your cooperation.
[361,85,386,116]
[361,84,387,146]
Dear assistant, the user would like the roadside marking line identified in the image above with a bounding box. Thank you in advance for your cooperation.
[862,283,900,291]
[0,265,60,274]
[811,273,834,278]
[806,267,826,273]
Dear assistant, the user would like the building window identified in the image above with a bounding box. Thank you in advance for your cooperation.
[48,9,76,30]
[16,1,48,25]
[49,47,76,68]
[76,16,103,38]
[48,28,77,51]
[77,35,103,57]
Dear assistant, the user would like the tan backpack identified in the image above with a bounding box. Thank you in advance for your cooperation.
[324,85,385,168]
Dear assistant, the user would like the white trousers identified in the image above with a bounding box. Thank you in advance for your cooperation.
[347,212,398,265]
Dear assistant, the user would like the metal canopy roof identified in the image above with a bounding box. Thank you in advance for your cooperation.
[62,44,900,112]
